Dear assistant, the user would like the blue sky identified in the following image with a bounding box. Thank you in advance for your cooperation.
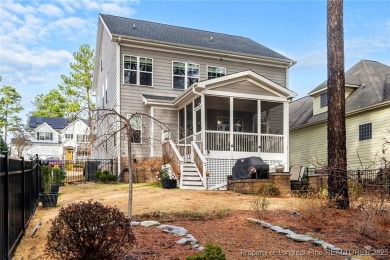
[1,0,389,120]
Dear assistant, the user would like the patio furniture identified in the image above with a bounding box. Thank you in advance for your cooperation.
[289,165,306,190]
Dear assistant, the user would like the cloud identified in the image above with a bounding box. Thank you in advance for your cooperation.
[38,3,65,18]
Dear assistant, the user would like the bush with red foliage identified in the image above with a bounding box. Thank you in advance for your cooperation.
[46,200,135,259]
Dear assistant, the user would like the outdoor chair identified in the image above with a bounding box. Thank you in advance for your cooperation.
[289,165,306,190]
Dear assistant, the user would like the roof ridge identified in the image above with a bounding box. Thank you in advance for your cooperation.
[290,95,312,104]
[100,13,252,40]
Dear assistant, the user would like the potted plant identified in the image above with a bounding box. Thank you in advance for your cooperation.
[274,163,285,173]
[51,167,66,193]
[39,164,59,207]
[160,168,177,189]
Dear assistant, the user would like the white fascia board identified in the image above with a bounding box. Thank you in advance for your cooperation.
[198,70,297,98]
[33,122,57,133]
[112,37,293,68]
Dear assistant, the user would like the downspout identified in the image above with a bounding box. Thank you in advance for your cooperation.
[116,37,121,175]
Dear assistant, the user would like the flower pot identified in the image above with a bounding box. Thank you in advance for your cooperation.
[51,184,60,194]
[39,193,58,207]
[162,179,177,189]
[274,166,285,173]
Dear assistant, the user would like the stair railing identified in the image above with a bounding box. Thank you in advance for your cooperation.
[191,141,207,189]
[162,140,184,188]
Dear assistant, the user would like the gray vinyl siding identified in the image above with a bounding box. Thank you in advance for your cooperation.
[93,26,118,160]
[212,80,278,96]
[152,108,179,157]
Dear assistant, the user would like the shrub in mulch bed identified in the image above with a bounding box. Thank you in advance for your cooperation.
[46,200,135,259]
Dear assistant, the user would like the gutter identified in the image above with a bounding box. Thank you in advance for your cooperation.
[290,100,390,131]
[111,35,293,68]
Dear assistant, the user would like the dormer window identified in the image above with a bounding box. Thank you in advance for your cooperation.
[320,93,328,108]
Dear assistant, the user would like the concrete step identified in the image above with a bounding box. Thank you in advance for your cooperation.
[181,185,206,190]
[182,176,202,181]
[182,180,203,186]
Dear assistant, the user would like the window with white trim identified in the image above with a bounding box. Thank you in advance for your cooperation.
[207,66,226,79]
[76,134,88,142]
[172,62,199,90]
[123,55,153,86]
[65,134,73,139]
[320,93,328,108]
[359,123,372,141]
[128,114,142,143]
[37,132,53,141]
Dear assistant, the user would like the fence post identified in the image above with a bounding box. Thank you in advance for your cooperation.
[110,159,114,178]
[3,152,9,260]
[21,157,26,233]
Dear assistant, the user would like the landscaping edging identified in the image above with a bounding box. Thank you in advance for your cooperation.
[246,218,370,259]
[131,221,204,251]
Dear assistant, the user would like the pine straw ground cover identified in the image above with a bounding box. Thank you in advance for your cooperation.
[13,183,390,260]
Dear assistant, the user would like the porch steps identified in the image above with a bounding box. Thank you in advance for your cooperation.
[181,163,205,190]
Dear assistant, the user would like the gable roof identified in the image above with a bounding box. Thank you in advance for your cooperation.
[290,60,390,129]
[61,118,89,133]
[28,116,70,130]
[33,122,56,133]
[100,14,292,62]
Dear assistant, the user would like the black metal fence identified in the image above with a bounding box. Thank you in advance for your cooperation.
[44,159,117,183]
[306,167,390,193]
[0,154,40,260]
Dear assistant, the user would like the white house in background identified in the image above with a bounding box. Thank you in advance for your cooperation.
[22,116,90,160]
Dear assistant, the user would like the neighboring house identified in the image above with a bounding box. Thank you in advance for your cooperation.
[21,117,90,160]
[92,14,296,190]
[290,60,390,169]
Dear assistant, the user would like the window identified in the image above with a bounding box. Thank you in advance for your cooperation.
[123,55,153,86]
[320,93,328,108]
[359,123,372,141]
[65,134,73,139]
[207,66,226,79]
[77,134,88,142]
[37,132,53,141]
[129,114,142,143]
[172,62,199,90]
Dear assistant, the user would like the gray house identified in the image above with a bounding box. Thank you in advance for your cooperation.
[92,14,296,190]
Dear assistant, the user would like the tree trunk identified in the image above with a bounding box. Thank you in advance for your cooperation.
[127,124,133,218]
[327,0,349,209]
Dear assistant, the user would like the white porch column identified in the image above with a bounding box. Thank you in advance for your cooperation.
[201,95,206,154]
[192,100,196,142]
[150,107,154,157]
[184,105,187,145]
[283,101,289,166]
[257,100,261,156]
[229,97,233,154]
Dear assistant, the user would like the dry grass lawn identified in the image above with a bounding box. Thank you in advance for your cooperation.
[14,182,301,259]
[13,183,389,259]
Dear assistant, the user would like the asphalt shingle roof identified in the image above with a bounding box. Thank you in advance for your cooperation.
[28,116,70,129]
[290,60,390,128]
[100,14,292,61]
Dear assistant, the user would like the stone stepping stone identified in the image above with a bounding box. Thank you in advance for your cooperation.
[140,220,160,227]
[286,234,314,242]
[177,238,190,244]
[158,224,188,236]
[312,239,327,246]
[260,221,272,228]
[131,221,140,226]
[246,218,262,224]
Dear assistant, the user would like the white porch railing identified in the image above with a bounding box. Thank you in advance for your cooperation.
[233,133,258,152]
[191,141,207,188]
[205,131,230,151]
[162,140,184,188]
[204,131,284,154]
[260,134,284,153]
[177,144,192,162]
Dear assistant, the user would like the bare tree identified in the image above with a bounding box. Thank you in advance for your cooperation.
[11,134,31,157]
[327,0,349,209]
[93,108,177,218]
